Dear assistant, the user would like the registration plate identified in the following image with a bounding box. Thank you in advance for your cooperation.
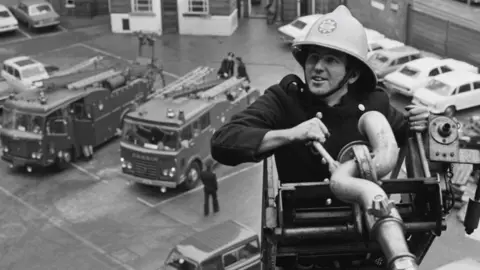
[139,178,155,185]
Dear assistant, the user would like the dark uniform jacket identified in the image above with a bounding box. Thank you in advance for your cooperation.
[237,63,250,82]
[200,170,218,192]
[218,59,234,77]
[210,75,408,183]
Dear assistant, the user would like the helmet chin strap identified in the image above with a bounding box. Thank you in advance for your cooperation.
[317,69,355,98]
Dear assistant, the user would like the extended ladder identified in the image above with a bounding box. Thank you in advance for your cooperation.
[67,69,121,90]
[149,66,214,99]
[51,56,105,78]
[163,78,225,99]
[197,77,246,100]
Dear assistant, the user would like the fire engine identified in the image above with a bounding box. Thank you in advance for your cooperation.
[260,112,480,270]
[0,64,154,172]
[119,68,260,191]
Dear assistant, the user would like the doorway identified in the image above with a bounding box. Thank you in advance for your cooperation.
[250,0,268,17]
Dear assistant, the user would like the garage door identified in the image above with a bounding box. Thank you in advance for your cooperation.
[407,9,447,56]
[447,23,480,67]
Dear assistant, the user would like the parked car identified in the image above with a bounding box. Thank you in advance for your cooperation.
[367,38,405,58]
[412,70,480,116]
[9,0,60,30]
[1,56,50,91]
[368,46,422,82]
[0,4,18,33]
[278,14,323,44]
[384,57,478,97]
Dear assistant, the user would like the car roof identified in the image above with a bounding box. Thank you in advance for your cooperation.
[435,71,480,87]
[372,38,405,49]
[20,0,49,5]
[404,57,443,71]
[376,46,420,58]
[296,14,323,25]
[4,56,42,68]
[176,220,257,263]
[441,58,477,71]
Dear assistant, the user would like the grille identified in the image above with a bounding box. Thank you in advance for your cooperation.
[132,158,159,180]
[8,140,30,158]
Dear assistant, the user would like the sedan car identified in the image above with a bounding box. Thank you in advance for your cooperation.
[1,56,50,91]
[0,4,18,33]
[277,14,324,44]
[384,57,478,97]
[368,46,422,82]
[9,0,60,30]
[412,71,480,116]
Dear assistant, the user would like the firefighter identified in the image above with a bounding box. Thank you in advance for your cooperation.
[235,56,250,83]
[200,160,219,216]
[217,52,235,79]
[210,6,430,185]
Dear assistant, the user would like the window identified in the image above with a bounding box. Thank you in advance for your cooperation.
[396,56,409,65]
[440,66,453,73]
[399,66,419,77]
[371,0,385,10]
[122,19,130,30]
[202,257,222,270]
[458,83,472,94]
[390,0,399,11]
[65,0,75,8]
[473,82,480,90]
[222,240,260,268]
[199,113,210,129]
[14,69,20,79]
[47,119,67,135]
[132,0,153,12]
[188,0,209,14]
[181,126,193,141]
[410,54,421,61]
[428,68,440,77]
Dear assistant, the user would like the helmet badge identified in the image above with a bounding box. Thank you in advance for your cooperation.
[317,19,337,34]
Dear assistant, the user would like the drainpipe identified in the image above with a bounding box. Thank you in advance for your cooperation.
[330,111,418,270]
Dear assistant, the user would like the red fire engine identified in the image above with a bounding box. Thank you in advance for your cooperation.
[0,64,154,172]
[119,68,260,191]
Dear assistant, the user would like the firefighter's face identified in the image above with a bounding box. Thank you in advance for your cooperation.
[304,48,356,96]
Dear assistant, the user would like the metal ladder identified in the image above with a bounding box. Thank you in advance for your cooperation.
[163,78,225,99]
[67,69,121,90]
[197,77,246,100]
[149,66,214,99]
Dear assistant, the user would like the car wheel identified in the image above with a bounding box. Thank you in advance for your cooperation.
[444,106,456,117]
[183,162,201,190]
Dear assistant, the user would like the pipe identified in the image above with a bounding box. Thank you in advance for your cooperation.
[330,111,418,270]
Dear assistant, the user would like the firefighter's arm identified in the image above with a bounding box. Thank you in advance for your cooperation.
[211,86,286,166]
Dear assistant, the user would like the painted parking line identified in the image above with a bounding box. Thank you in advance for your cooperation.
[138,163,263,208]
[75,43,181,79]
[16,28,32,39]
[0,185,136,270]
[69,163,102,181]
[58,25,68,33]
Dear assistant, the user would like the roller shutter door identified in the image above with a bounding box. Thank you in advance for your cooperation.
[407,9,447,56]
[446,23,480,67]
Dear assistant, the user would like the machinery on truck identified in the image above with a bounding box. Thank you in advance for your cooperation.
[260,112,480,270]
[0,63,154,172]
[119,68,260,191]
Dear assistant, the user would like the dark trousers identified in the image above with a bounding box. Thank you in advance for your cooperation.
[204,189,219,215]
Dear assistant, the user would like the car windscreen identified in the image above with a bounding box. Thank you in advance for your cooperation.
[20,65,47,79]
[399,66,420,77]
[290,19,307,30]
[0,10,11,18]
[425,79,451,96]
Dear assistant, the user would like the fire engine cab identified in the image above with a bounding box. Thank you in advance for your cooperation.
[120,67,260,191]
[0,65,153,172]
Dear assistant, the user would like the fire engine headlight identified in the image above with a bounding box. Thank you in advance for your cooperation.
[126,162,133,170]
[3,147,8,153]
[163,167,176,177]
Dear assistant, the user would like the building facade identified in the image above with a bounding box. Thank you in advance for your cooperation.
[48,0,110,17]
[109,0,238,36]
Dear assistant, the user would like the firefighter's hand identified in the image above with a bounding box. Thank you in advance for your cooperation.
[405,105,429,132]
[288,112,330,143]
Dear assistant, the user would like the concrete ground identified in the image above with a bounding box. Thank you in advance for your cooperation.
[0,18,479,270]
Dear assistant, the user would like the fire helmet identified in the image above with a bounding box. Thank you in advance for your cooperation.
[292,5,377,90]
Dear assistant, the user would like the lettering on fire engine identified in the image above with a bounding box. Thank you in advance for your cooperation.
[132,153,159,162]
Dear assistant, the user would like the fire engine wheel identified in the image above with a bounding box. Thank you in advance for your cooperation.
[183,162,200,190]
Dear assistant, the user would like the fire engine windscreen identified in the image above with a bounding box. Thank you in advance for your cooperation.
[165,251,197,270]
[2,108,44,134]
[122,122,180,151]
